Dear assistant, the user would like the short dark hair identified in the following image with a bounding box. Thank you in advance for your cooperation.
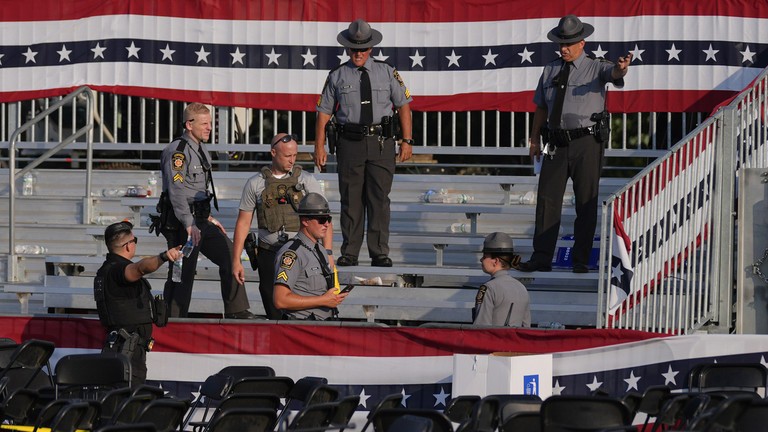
[104,221,133,250]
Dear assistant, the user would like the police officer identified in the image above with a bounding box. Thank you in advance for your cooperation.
[314,19,414,268]
[232,133,333,320]
[160,102,254,318]
[95,221,181,385]
[474,232,531,327]
[273,193,348,320]
[519,15,632,274]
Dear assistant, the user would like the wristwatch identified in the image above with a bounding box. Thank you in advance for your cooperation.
[401,139,414,145]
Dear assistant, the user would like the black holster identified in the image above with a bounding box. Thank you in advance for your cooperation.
[590,111,611,143]
[153,192,180,235]
[192,196,212,220]
[103,329,141,358]
[244,232,259,271]
[540,124,551,145]
[325,121,338,155]
[153,295,168,327]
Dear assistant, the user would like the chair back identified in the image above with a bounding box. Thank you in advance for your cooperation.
[361,393,403,432]
[135,398,189,432]
[734,399,768,431]
[229,376,294,398]
[0,339,56,393]
[374,408,453,432]
[206,408,276,432]
[695,363,768,395]
[443,395,480,424]
[55,352,131,399]
[500,412,541,432]
[387,414,434,432]
[330,395,361,431]
[541,396,630,431]
[218,365,275,380]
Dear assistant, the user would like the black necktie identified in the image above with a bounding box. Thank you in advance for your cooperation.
[359,67,373,125]
[549,62,571,129]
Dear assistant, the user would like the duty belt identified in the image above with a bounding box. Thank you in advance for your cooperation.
[340,123,383,136]
[258,239,285,252]
[550,126,595,146]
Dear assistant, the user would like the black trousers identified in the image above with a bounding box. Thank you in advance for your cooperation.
[162,218,250,317]
[336,135,396,259]
[531,134,603,267]
[256,246,282,320]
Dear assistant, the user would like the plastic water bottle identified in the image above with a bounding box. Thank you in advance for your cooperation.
[450,223,469,233]
[173,237,195,283]
[102,188,127,197]
[93,216,118,225]
[14,244,47,255]
[147,172,158,197]
[421,189,474,204]
[22,172,35,196]
[519,191,536,205]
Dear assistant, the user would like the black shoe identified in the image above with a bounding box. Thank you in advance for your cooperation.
[225,310,257,320]
[573,264,589,274]
[336,255,358,266]
[371,255,393,267]
[517,260,552,272]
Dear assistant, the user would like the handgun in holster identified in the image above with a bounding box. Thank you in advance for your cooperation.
[590,111,611,143]
[244,232,259,271]
[325,120,338,155]
[103,328,140,358]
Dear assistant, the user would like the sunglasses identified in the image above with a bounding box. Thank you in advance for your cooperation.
[310,216,332,224]
[350,48,369,53]
[271,133,299,147]
[119,237,138,247]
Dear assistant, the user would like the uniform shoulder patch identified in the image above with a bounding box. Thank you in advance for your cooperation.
[475,284,488,306]
[280,250,298,269]
[172,152,185,171]
[393,69,405,87]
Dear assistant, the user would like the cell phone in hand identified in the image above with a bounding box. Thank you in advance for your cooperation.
[339,284,355,294]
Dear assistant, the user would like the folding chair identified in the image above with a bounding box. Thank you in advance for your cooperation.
[443,395,480,424]
[651,393,709,432]
[229,376,294,399]
[687,394,754,431]
[329,394,361,432]
[218,365,275,380]
[734,399,768,431]
[54,352,131,399]
[108,393,156,426]
[491,394,542,424]
[0,387,40,424]
[206,407,277,432]
[455,395,502,432]
[135,398,189,432]
[386,414,434,432]
[540,395,631,432]
[360,393,403,432]
[500,411,541,432]
[191,393,280,432]
[373,408,454,432]
[31,400,92,432]
[695,363,768,396]
[276,376,337,426]
[181,372,233,431]
[285,401,338,431]
[93,423,158,432]
[634,385,671,430]
[0,339,55,394]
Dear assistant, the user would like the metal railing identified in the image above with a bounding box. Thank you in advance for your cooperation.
[6,86,95,282]
[598,67,768,334]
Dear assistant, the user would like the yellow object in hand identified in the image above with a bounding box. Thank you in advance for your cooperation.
[333,267,340,294]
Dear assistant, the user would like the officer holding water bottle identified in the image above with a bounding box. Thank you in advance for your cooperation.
[160,103,254,319]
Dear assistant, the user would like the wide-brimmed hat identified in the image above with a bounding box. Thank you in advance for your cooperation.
[547,15,594,43]
[337,19,383,49]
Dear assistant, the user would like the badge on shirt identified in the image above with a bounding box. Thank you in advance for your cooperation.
[280,250,297,270]
[475,285,488,306]
[172,152,185,171]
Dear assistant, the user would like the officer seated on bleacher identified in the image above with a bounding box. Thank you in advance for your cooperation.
[473,232,531,327]
[273,193,348,320]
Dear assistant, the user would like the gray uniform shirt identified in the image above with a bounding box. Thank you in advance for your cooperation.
[160,131,212,228]
[533,53,623,130]
[473,271,531,327]
[238,169,324,246]
[274,231,332,320]
[316,58,413,124]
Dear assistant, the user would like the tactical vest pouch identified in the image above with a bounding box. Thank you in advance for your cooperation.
[153,295,168,327]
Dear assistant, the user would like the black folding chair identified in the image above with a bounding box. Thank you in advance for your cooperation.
[276,376,338,426]
[0,339,56,394]
[93,423,158,432]
[135,398,189,432]
[687,394,754,431]
[218,365,275,380]
[734,399,768,431]
[285,401,338,431]
[206,407,277,432]
[373,408,454,432]
[634,385,671,430]
[360,393,403,432]
[329,394,361,432]
[31,400,92,432]
[694,363,768,396]
[181,372,233,431]
[540,395,631,432]
[54,352,131,399]
[386,414,434,432]
[500,411,541,432]
[443,395,480,424]
[192,393,280,432]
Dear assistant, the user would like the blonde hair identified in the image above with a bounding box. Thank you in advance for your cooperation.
[184,103,210,122]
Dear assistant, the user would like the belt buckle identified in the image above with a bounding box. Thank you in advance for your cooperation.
[565,129,572,142]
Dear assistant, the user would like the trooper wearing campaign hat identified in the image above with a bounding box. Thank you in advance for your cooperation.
[315,18,414,269]
[518,15,633,274]
[273,193,347,320]
[473,232,531,327]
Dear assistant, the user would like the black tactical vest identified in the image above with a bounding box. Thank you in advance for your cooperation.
[94,261,154,328]
[256,166,305,233]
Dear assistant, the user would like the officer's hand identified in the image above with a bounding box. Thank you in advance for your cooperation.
[187,225,202,246]
[528,137,542,160]
[314,145,327,170]
[166,246,182,262]
[616,52,633,70]
[233,261,246,285]
[322,288,348,307]
[398,142,412,162]
[209,217,226,234]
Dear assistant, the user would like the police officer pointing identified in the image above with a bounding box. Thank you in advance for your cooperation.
[160,102,254,318]
[273,193,347,320]
[474,232,531,327]
[232,133,333,320]
[315,19,414,268]
[95,221,181,385]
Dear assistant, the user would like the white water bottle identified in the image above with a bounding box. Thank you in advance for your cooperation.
[181,236,194,257]
[171,258,183,283]
[14,244,47,255]
[450,223,469,233]
[93,216,118,225]
[102,188,127,197]
[22,172,35,196]
[147,172,158,197]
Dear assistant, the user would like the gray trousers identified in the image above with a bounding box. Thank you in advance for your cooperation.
[336,135,396,259]
[531,134,603,267]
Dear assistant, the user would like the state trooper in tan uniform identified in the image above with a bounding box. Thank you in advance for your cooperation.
[232,133,332,319]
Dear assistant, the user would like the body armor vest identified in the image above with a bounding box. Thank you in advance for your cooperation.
[256,166,305,233]
[94,261,154,328]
